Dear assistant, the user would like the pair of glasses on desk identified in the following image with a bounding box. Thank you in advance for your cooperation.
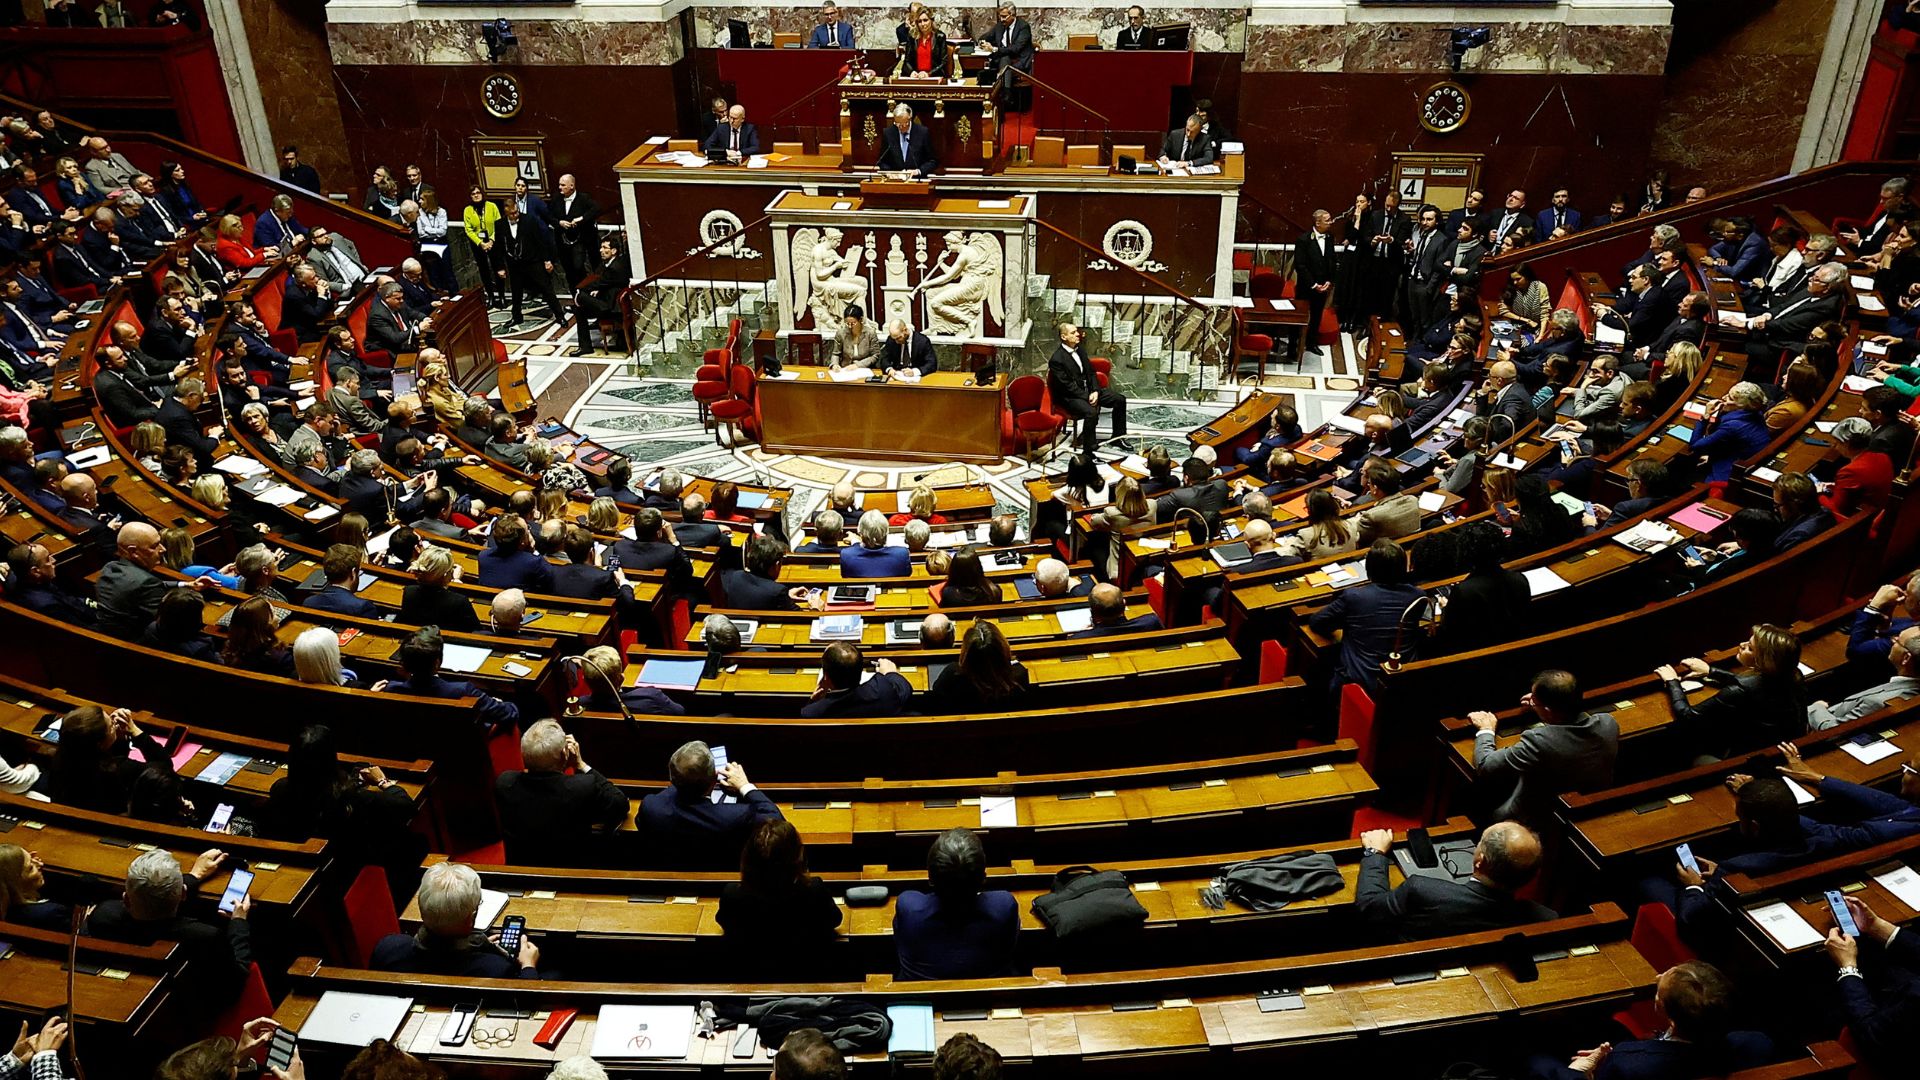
[469,1023,518,1050]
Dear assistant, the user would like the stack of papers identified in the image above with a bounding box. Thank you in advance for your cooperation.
[810,615,865,641]
[1843,375,1881,393]
[1055,607,1094,633]
[1873,864,1920,908]
[213,456,267,477]
[1326,413,1369,436]
[829,365,869,382]
[254,485,304,507]
[887,1005,936,1054]
[1840,735,1902,764]
[636,658,705,690]
[1614,520,1682,553]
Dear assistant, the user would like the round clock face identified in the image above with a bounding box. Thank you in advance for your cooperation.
[1420,81,1471,134]
[482,73,522,120]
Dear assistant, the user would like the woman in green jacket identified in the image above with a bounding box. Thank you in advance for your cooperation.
[463,185,505,306]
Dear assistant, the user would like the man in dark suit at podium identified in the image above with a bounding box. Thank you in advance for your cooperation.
[703,105,760,163]
[876,105,938,178]
[1116,5,1148,49]
[879,318,937,377]
[1158,115,1214,169]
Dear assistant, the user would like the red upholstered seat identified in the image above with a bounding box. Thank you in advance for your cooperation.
[1614,903,1695,1038]
[696,347,730,383]
[1090,356,1112,389]
[1258,640,1289,683]
[710,363,759,441]
[1249,267,1286,300]
[1006,375,1060,458]
[208,963,275,1041]
[1233,321,1278,383]
[338,865,400,967]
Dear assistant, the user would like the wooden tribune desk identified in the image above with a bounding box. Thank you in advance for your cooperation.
[841,79,996,171]
[757,364,1006,462]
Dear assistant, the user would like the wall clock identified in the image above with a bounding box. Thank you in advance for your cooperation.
[1420,81,1471,134]
[482,73,522,120]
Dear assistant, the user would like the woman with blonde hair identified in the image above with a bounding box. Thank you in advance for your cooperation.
[53,155,100,211]
[0,844,72,930]
[188,473,228,511]
[400,544,478,630]
[536,487,569,523]
[890,481,947,526]
[159,525,240,588]
[337,512,373,561]
[586,495,621,533]
[1652,340,1704,414]
[1483,467,1518,523]
[1657,623,1805,762]
[417,354,466,428]
[214,213,269,269]
[1090,476,1150,578]
[293,626,363,687]
[130,421,166,471]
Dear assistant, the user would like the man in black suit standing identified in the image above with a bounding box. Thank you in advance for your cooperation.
[703,105,760,163]
[281,264,332,344]
[546,173,600,288]
[495,720,629,866]
[1115,5,1148,49]
[1158,114,1214,169]
[366,281,428,357]
[498,201,561,330]
[1293,209,1338,359]
[1355,821,1556,942]
[874,105,938,178]
[878,318,937,377]
[1401,204,1448,329]
[974,2,1034,106]
[1047,322,1126,452]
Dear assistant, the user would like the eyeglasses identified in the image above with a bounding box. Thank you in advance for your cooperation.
[469,1024,518,1049]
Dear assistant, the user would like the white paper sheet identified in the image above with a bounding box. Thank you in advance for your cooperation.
[1522,566,1572,596]
[1748,901,1824,950]
[979,796,1017,828]
[1860,294,1888,313]
[1844,374,1881,393]
[1851,275,1878,290]
[439,643,492,673]
[1418,491,1447,513]
[1055,607,1093,633]
[1840,737,1902,765]
[253,485,303,507]
[476,888,510,929]
[213,456,267,477]
[1873,863,1920,909]
[1781,776,1816,805]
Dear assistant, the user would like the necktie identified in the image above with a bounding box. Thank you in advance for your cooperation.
[150,200,176,234]
[731,128,739,152]
[66,244,98,276]
[1180,136,1188,159]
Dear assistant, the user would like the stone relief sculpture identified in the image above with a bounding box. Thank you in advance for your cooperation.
[790,227,870,329]
[916,230,1003,335]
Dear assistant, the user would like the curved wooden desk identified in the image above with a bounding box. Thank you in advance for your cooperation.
[758,366,1007,463]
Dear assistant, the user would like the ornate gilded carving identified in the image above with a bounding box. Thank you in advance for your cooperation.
[955,115,971,144]
[861,115,878,148]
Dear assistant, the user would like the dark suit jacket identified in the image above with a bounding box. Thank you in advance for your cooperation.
[1533,1033,1774,1080]
[371,931,533,980]
[141,321,195,369]
[495,767,630,866]
[1354,851,1556,942]
[281,281,330,343]
[95,368,160,426]
[982,18,1034,73]
[879,331,937,376]
[703,122,762,157]
[1479,381,1534,435]
[876,122,938,176]
[51,242,109,291]
[500,215,553,269]
[478,546,556,593]
[1070,613,1163,639]
[1153,479,1230,529]
[365,300,422,357]
[1308,582,1430,692]
[547,191,601,250]
[156,396,217,467]
[722,568,795,610]
[1617,286,1671,346]
[1160,128,1215,167]
[1047,343,1100,404]
[550,562,631,603]
[840,544,910,578]
[898,31,950,76]
[87,895,252,994]
[1435,568,1530,654]
[1114,24,1149,49]
[1293,229,1337,290]
[7,577,97,627]
[398,583,480,632]
[1763,286,1845,349]
[1534,206,1583,236]
[800,671,915,718]
[1646,315,1706,360]
[636,785,784,859]
[305,583,379,619]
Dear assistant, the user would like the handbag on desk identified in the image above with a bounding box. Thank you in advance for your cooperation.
[1029,865,1147,943]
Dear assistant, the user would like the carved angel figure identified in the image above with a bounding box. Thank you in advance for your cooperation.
[790,227,869,330]
[919,230,1003,335]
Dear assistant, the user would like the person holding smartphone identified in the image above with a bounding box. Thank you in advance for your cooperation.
[370,862,542,979]
[85,848,253,997]
[1825,893,1920,1066]
[494,720,628,866]
[154,1018,303,1080]
[3,1016,72,1080]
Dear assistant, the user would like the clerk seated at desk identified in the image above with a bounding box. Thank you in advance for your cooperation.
[880,318,937,377]
[1159,114,1215,169]
[828,304,881,370]
[876,104,938,178]
[703,105,760,163]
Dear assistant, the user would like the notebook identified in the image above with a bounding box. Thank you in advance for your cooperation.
[1210,541,1253,569]
[301,992,414,1047]
[635,658,705,690]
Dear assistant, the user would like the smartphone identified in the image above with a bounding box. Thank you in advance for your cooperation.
[265,1027,298,1072]
[1827,890,1859,937]
[521,610,543,626]
[439,1002,478,1047]
[206,803,235,834]
[709,745,736,805]
[497,914,526,955]
[218,868,255,915]
[1675,843,1700,875]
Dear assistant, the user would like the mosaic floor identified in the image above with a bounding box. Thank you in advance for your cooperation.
[494,306,1374,534]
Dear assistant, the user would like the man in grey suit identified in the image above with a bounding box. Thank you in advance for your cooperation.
[1352,458,1422,547]
[1469,669,1620,827]
[1356,821,1556,942]
[1809,625,1920,730]
[304,227,368,294]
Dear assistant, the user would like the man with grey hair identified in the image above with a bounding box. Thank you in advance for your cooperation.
[876,102,937,178]
[110,193,167,260]
[637,740,783,858]
[495,719,627,865]
[233,543,287,600]
[1356,821,1555,942]
[490,588,528,636]
[373,862,543,977]
[918,611,955,648]
[1842,177,1911,256]
[1033,556,1090,599]
[86,847,253,994]
[841,508,909,577]
[1750,261,1847,358]
[903,517,932,553]
[645,467,685,511]
[1684,380,1774,484]
[253,192,306,251]
[368,280,430,356]
[703,612,743,654]
[1240,489,1275,524]
[549,172,601,287]
[796,509,846,554]
[337,445,425,523]
[547,1058,609,1080]
[1159,113,1214,168]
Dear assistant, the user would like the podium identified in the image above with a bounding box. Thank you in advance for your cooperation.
[840,80,997,172]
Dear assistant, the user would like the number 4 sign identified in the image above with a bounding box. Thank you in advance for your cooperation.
[1401,178,1425,201]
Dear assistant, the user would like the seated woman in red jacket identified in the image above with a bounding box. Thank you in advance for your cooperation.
[887,481,949,527]
[213,214,273,270]
[1822,416,1894,521]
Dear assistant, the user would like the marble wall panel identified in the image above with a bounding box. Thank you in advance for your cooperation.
[237,0,353,192]
[688,6,1247,53]
[327,17,680,66]
[1243,21,1669,75]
